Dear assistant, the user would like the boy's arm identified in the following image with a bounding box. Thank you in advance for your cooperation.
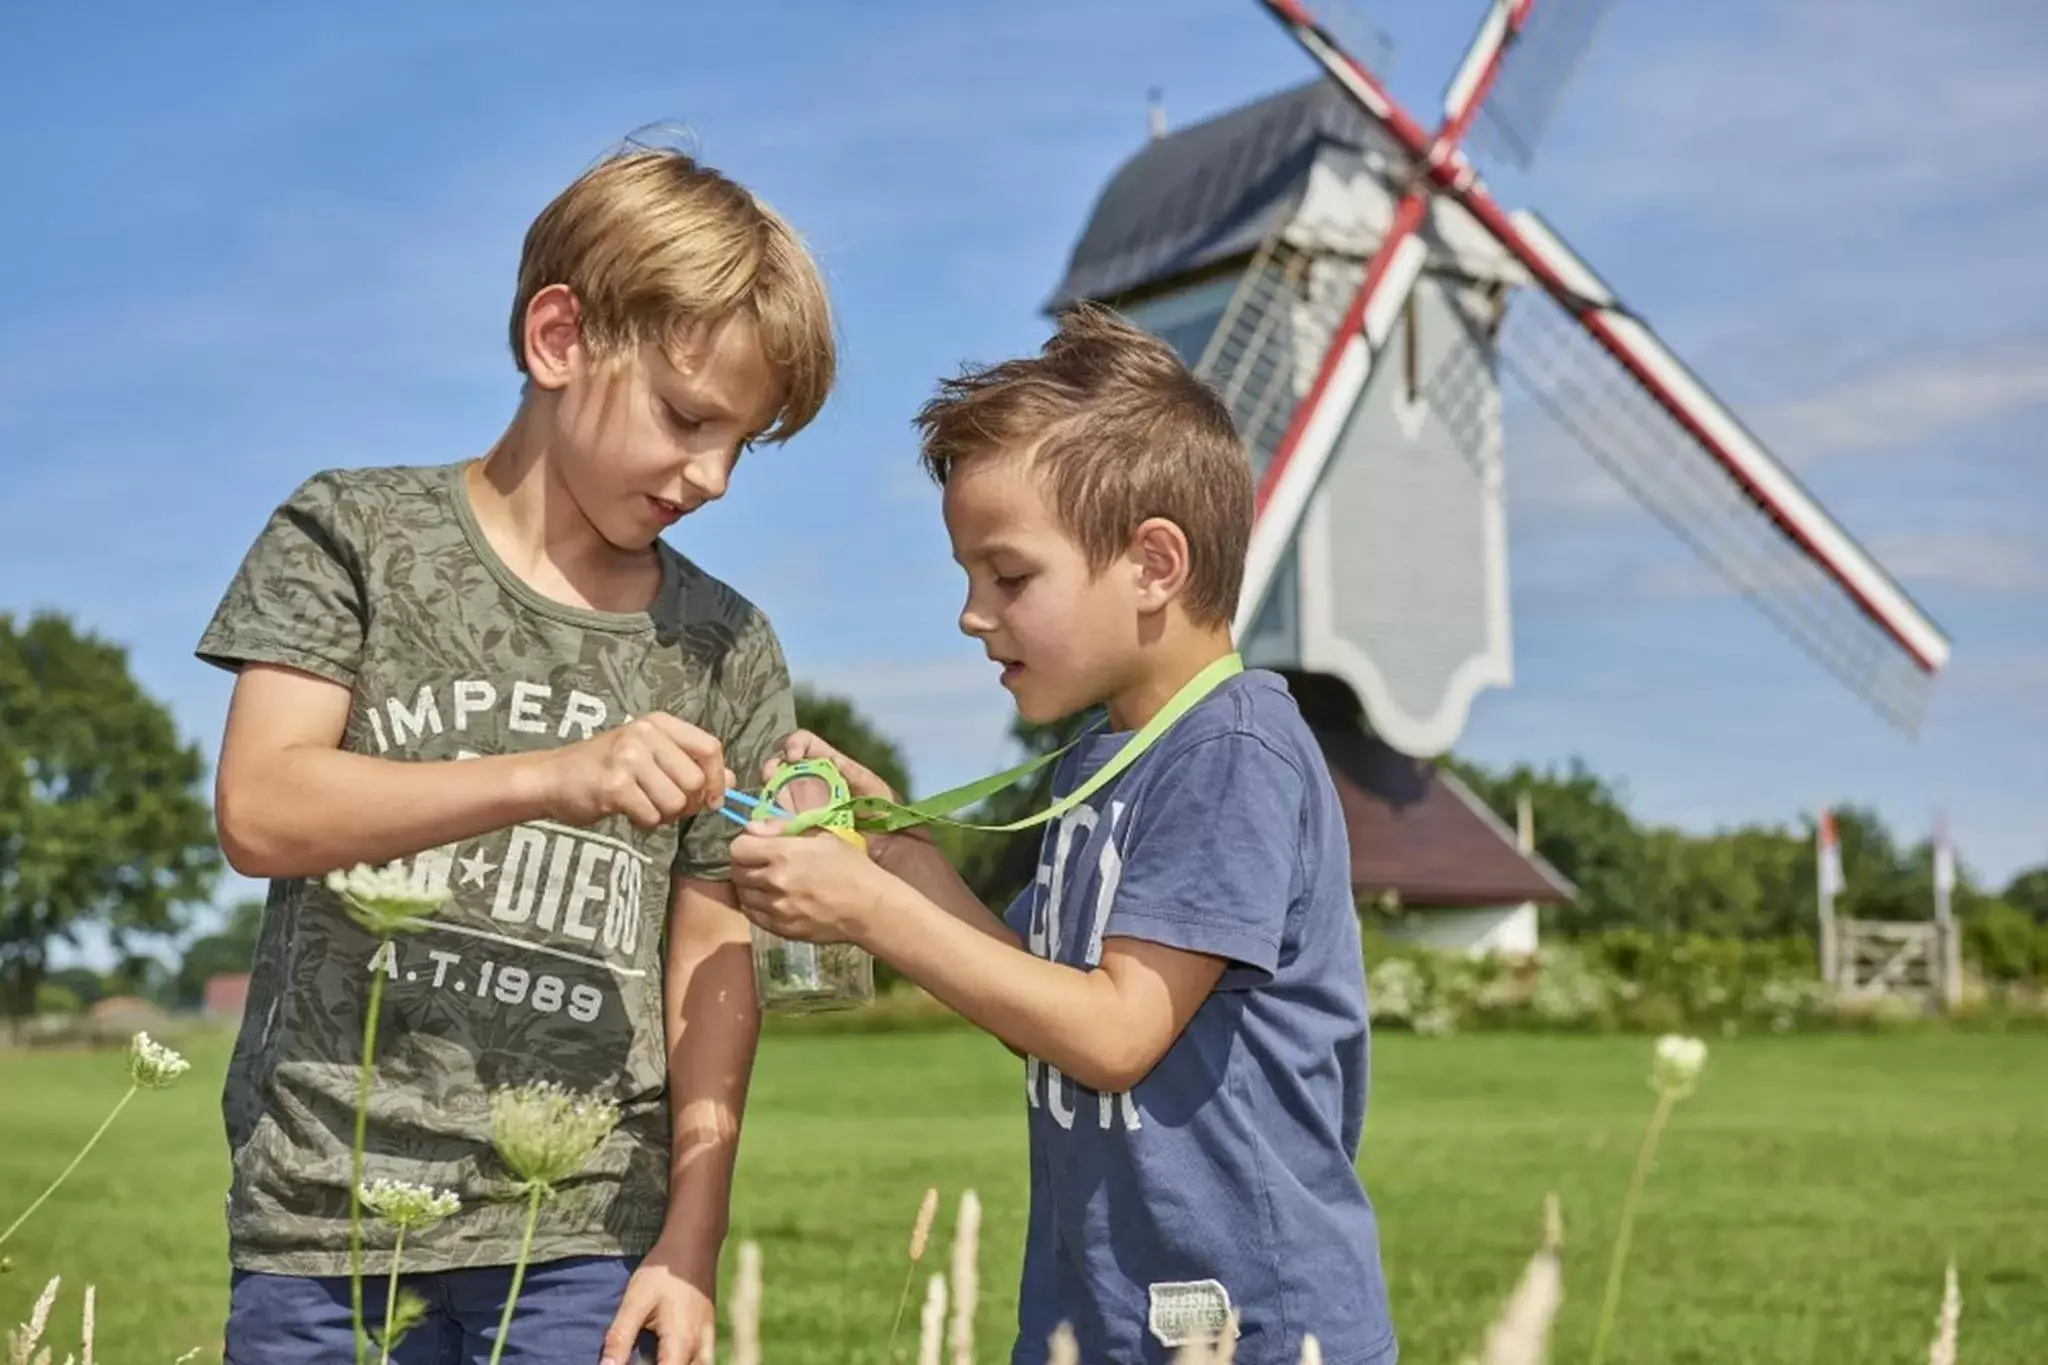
[215,663,727,878]
[861,872,1225,1093]
[732,833,1223,1092]
[603,876,758,1362]
[734,729,1302,1091]
[873,831,1023,950]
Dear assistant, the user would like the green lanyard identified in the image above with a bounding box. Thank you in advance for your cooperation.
[772,652,1245,838]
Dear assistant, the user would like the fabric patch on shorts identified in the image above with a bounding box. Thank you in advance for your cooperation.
[1147,1279,1234,1347]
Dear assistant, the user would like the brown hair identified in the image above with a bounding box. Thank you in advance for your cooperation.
[511,146,835,443]
[915,302,1251,626]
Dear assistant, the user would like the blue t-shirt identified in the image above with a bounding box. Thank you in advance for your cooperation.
[1001,669,1395,1364]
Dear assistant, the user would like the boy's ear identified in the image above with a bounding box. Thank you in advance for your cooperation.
[1130,517,1192,612]
[522,284,585,390]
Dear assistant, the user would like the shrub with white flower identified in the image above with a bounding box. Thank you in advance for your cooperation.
[1367,957,1425,1024]
[1651,1034,1707,1100]
[1591,1035,1710,1365]
[490,1083,621,1193]
[359,1179,460,1232]
[325,862,451,936]
[356,1180,459,1363]
[482,1083,620,1365]
[129,1031,191,1089]
[329,858,452,1363]
[1,1031,194,1253]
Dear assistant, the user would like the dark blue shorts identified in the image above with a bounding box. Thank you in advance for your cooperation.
[224,1255,658,1364]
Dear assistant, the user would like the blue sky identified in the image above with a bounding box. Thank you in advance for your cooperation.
[4,0,2044,954]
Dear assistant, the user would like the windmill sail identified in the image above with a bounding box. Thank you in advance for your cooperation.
[1250,0,1952,734]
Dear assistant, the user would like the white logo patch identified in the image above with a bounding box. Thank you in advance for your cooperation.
[1147,1279,1234,1348]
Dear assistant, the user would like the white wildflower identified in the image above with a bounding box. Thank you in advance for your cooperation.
[358,1179,461,1230]
[489,1082,619,1191]
[325,862,451,936]
[128,1032,190,1089]
[1298,1335,1323,1365]
[1650,1035,1707,1099]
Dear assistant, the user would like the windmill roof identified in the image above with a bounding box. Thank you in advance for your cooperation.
[1046,79,1384,311]
[1047,78,1524,312]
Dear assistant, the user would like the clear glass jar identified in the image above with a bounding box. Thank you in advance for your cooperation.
[747,758,878,1014]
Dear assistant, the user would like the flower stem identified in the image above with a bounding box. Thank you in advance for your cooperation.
[888,1263,917,1361]
[1589,1088,1676,1365]
[351,952,390,1365]
[379,1225,406,1365]
[487,1184,546,1365]
[0,1086,138,1247]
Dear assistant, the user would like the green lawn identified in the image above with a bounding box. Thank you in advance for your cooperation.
[2,1029,2042,1362]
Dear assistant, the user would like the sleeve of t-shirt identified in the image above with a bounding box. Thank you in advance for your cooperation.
[675,610,796,882]
[194,471,367,689]
[1102,730,1306,989]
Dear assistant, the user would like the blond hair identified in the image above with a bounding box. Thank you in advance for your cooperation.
[512,147,835,443]
[915,303,1252,627]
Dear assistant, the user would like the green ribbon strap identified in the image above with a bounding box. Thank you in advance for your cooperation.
[774,652,1245,837]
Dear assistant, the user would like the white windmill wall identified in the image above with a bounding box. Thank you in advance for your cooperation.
[1294,270,1514,758]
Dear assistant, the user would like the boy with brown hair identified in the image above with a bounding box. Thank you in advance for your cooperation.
[729,305,1395,1363]
[196,145,833,1364]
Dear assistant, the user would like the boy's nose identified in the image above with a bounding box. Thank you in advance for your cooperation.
[957,597,996,639]
[681,452,730,502]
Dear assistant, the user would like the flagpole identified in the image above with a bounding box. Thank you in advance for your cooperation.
[1816,808,1839,986]
[1933,812,1959,1009]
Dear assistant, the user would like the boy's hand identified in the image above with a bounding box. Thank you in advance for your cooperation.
[763,729,898,803]
[730,820,892,944]
[602,1231,716,1365]
[762,731,935,871]
[539,715,733,830]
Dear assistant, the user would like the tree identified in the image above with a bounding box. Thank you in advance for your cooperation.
[0,611,220,1035]
[2003,865,2048,924]
[1447,756,1649,937]
[790,685,914,802]
[174,896,265,1005]
[942,708,1097,916]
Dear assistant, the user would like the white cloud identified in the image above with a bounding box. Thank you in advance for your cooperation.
[1752,341,2048,463]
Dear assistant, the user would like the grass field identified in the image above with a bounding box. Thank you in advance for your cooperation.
[2,1029,2043,1362]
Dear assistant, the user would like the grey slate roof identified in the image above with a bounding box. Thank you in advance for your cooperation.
[1045,78,1383,312]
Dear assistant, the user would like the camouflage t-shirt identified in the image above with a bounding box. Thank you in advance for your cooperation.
[195,461,794,1275]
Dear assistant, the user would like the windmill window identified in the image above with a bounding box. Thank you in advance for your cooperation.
[1403,292,1420,405]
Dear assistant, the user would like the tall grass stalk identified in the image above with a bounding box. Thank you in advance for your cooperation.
[889,1188,939,1361]
[1928,1260,1961,1365]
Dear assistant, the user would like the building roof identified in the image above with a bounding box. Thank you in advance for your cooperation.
[1316,725,1577,907]
[1046,79,1382,311]
[1279,671,1573,908]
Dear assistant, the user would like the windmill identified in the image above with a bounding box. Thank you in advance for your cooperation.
[1044,0,1951,953]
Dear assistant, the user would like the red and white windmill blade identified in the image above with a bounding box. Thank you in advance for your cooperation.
[1238,0,1952,733]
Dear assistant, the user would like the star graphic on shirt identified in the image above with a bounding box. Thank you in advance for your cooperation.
[457,848,498,888]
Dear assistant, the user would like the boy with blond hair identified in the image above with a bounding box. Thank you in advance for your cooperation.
[196,146,833,1364]
[729,305,1396,1364]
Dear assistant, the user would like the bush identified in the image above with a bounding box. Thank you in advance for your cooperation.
[33,982,83,1015]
